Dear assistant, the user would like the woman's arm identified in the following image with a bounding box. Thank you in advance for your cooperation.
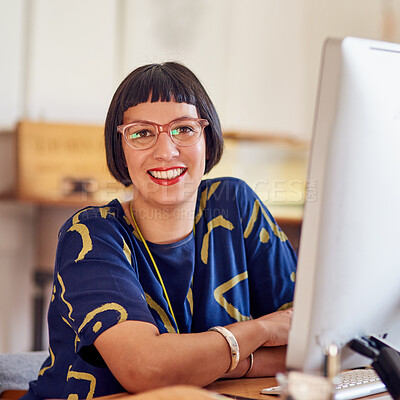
[224,346,287,379]
[95,309,291,393]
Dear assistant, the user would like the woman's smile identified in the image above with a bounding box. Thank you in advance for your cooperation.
[147,167,188,186]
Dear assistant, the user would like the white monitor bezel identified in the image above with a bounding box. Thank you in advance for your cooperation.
[286,36,400,373]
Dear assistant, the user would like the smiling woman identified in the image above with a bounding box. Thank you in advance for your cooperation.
[21,62,297,400]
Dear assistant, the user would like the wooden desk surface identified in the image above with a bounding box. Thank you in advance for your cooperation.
[205,377,390,399]
[92,377,390,400]
[205,377,276,399]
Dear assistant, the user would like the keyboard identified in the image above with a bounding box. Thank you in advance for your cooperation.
[261,369,387,400]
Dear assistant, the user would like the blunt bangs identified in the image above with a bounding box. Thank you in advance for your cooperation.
[120,64,197,111]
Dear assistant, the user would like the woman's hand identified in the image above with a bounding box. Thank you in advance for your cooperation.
[258,308,293,347]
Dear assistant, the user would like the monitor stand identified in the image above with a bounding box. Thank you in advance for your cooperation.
[350,335,400,399]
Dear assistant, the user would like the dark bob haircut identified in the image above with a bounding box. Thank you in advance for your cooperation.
[104,62,224,187]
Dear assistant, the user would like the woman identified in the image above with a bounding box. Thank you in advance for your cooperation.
[24,62,297,400]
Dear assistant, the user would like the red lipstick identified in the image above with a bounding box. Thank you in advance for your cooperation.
[147,167,187,186]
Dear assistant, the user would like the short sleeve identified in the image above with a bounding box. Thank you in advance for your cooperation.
[53,207,156,351]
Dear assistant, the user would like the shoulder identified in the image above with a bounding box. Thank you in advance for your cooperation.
[198,176,254,198]
[59,199,129,237]
[197,177,258,210]
[195,177,262,231]
[55,199,134,269]
[198,177,283,234]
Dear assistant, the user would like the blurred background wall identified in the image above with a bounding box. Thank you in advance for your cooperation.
[0,0,399,353]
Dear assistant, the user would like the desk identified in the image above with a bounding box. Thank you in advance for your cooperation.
[89,378,389,400]
[205,377,390,399]
[206,377,277,399]
[4,378,389,400]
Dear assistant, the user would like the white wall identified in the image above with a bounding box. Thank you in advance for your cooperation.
[0,0,400,353]
[0,0,26,131]
[120,0,309,136]
[223,0,308,135]
[25,0,119,124]
[302,0,400,136]
[2,0,400,134]
[121,0,232,131]
[119,0,400,138]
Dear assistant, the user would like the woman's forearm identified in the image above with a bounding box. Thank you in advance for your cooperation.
[223,346,287,379]
[95,310,291,393]
[96,319,267,392]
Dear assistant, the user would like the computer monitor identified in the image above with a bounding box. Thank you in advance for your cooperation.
[286,36,400,373]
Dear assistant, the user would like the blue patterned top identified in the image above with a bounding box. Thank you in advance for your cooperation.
[23,177,297,400]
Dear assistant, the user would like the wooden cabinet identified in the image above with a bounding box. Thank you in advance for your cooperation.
[16,121,127,206]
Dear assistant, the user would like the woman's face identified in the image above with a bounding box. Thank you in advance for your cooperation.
[122,100,206,210]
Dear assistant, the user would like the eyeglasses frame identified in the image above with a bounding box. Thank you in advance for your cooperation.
[117,117,209,150]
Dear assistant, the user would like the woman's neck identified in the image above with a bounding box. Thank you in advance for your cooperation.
[122,199,196,244]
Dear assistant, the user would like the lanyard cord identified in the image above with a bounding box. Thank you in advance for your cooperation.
[129,202,180,333]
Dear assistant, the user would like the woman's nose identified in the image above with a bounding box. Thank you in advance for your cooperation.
[152,131,179,160]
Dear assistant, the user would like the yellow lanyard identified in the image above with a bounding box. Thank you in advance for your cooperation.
[129,202,180,333]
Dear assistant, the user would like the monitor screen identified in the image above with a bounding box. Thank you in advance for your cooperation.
[286,36,400,373]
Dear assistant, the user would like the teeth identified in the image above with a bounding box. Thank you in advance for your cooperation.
[149,168,185,180]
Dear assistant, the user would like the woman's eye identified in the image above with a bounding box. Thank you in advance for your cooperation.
[129,130,152,140]
[171,126,193,136]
